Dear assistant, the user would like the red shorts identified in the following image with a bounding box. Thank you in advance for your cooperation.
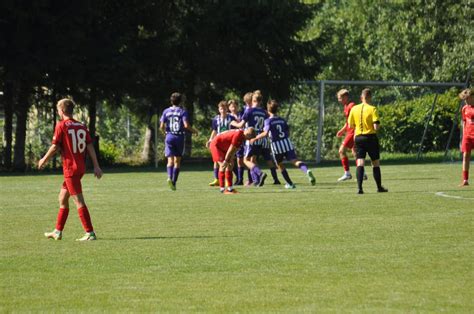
[461,137,474,153]
[210,143,226,163]
[342,132,355,149]
[61,175,83,195]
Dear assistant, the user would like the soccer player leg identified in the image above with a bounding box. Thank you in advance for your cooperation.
[56,187,70,231]
[264,148,280,184]
[276,154,294,188]
[461,138,472,185]
[225,158,235,192]
[354,136,367,194]
[341,134,353,169]
[65,176,95,234]
[45,186,70,240]
[368,138,387,192]
[165,135,175,180]
[211,143,226,192]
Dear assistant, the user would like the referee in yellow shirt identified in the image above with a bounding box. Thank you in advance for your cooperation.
[348,88,388,194]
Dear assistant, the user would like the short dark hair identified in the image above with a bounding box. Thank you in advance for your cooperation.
[267,99,279,114]
[218,100,228,111]
[170,92,182,106]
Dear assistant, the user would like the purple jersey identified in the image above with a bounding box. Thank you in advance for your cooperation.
[241,107,268,133]
[212,115,236,134]
[160,106,189,135]
[264,116,294,155]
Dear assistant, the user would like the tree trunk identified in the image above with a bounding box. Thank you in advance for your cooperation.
[88,88,97,139]
[141,125,155,164]
[13,82,30,171]
[3,81,14,169]
[184,99,195,158]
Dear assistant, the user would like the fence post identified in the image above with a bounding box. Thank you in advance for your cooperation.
[417,93,438,159]
[316,81,325,164]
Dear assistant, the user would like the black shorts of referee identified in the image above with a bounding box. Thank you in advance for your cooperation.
[355,134,380,160]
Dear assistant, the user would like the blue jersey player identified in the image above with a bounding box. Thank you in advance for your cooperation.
[207,101,236,186]
[160,92,198,190]
[251,100,316,188]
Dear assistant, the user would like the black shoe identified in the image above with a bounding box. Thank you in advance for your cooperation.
[273,180,281,185]
[234,180,243,186]
[258,173,267,187]
[358,189,364,194]
[377,187,388,193]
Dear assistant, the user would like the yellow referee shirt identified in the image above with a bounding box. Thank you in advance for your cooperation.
[348,103,380,136]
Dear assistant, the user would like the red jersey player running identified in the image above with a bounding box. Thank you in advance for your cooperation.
[209,128,256,194]
[459,88,474,186]
[38,98,103,241]
[336,89,366,182]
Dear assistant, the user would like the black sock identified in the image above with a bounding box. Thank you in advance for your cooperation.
[373,166,382,189]
[281,169,293,185]
[356,166,364,191]
[270,167,279,182]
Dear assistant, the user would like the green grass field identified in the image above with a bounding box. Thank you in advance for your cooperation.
[1,162,473,312]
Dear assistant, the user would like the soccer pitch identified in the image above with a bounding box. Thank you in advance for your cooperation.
[1,163,472,312]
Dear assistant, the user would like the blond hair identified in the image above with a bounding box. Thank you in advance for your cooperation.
[243,92,253,104]
[252,90,263,103]
[459,89,472,100]
[337,89,349,98]
[57,98,75,115]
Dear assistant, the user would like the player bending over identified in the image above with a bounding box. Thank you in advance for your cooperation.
[459,88,473,186]
[160,92,198,191]
[209,128,256,194]
[250,100,315,189]
[207,101,236,186]
[39,98,103,241]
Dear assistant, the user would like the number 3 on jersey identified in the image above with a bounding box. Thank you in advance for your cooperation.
[68,129,87,153]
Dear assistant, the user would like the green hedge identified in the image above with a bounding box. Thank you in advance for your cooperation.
[378,90,460,153]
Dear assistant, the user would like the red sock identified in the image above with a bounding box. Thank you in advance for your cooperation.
[218,171,225,188]
[55,207,69,231]
[463,170,469,181]
[78,206,94,232]
[225,170,233,188]
[341,157,350,171]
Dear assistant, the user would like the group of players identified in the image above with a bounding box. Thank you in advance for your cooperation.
[161,90,316,194]
[38,88,473,240]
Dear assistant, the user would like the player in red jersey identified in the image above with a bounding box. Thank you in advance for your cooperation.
[459,88,474,186]
[38,98,103,241]
[336,89,356,181]
[209,128,256,194]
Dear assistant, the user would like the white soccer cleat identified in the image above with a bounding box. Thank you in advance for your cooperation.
[337,173,352,182]
[285,183,296,189]
[76,232,97,241]
[44,230,62,241]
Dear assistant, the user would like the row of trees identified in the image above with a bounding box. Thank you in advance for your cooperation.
[1,1,321,170]
[1,0,472,169]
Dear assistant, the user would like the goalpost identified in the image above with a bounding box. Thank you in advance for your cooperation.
[303,80,467,164]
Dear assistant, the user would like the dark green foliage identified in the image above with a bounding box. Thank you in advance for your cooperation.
[378,90,461,153]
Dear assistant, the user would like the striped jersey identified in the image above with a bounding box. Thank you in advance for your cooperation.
[263,116,294,154]
[212,115,235,134]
